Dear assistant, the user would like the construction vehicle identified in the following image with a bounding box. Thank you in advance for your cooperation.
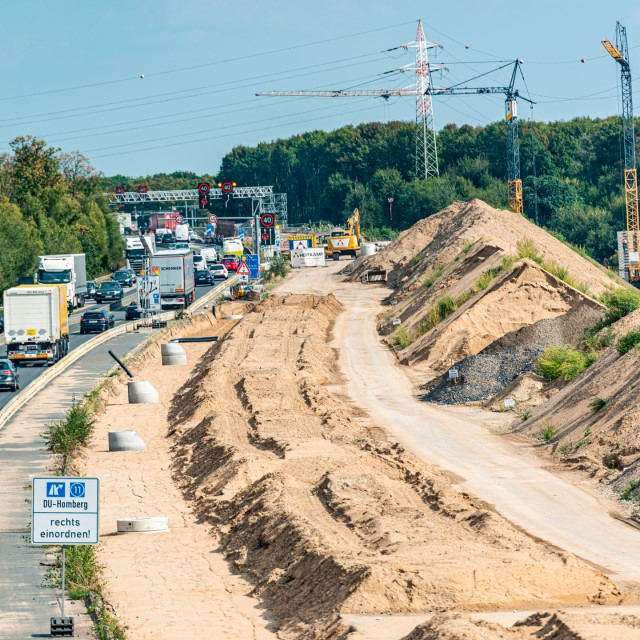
[325,208,361,260]
[4,284,69,366]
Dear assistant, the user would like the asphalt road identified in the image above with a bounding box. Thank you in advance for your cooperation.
[0,281,219,412]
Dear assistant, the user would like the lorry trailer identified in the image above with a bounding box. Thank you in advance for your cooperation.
[149,250,196,310]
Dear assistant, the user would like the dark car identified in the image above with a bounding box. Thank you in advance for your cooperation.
[195,270,215,286]
[123,268,137,284]
[0,316,4,332]
[125,302,143,321]
[80,310,115,334]
[95,281,123,303]
[161,233,176,244]
[86,281,97,299]
[0,359,19,391]
[112,270,133,288]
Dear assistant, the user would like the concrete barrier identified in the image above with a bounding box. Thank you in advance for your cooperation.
[161,343,186,366]
[108,430,147,451]
[127,381,159,404]
[117,517,169,533]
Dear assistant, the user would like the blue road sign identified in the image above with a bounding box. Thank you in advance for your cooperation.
[238,228,244,241]
[247,254,259,279]
[47,482,65,497]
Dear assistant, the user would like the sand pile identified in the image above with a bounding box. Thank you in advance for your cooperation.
[512,307,640,499]
[402,611,640,640]
[169,293,621,639]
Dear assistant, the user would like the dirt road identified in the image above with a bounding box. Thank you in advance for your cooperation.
[280,263,640,586]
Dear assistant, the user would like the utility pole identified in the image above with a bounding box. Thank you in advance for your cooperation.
[388,197,394,222]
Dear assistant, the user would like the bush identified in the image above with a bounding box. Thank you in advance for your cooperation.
[516,238,542,263]
[536,346,596,382]
[617,330,640,355]
[436,294,458,319]
[537,424,556,442]
[618,480,640,502]
[266,254,289,279]
[589,397,606,411]
[599,288,640,327]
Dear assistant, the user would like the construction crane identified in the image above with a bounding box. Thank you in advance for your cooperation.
[602,22,639,281]
[257,20,444,180]
[258,40,532,214]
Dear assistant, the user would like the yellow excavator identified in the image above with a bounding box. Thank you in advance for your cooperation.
[325,208,361,260]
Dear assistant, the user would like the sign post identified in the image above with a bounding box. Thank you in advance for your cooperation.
[32,476,100,636]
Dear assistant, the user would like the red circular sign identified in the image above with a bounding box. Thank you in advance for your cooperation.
[115,185,125,194]
[197,182,210,195]
[220,181,234,194]
[260,213,275,228]
[208,214,218,224]
[261,231,270,242]
[137,185,149,194]
[176,215,184,224]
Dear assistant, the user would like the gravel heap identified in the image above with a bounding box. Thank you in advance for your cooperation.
[423,346,542,404]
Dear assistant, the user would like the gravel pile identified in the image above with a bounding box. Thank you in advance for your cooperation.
[423,346,542,404]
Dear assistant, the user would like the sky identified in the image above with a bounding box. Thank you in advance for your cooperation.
[1,0,639,178]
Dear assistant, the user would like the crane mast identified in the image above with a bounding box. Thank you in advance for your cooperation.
[603,22,639,280]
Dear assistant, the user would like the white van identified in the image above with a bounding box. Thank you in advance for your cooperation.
[193,254,208,271]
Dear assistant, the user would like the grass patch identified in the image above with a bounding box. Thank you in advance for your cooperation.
[618,480,640,502]
[537,424,556,442]
[410,254,421,266]
[597,288,640,329]
[589,397,606,412]
[536,346,597,382]
[519,410,532,422]
[516,238,543,263]
[462,240,476,254]
[392,327,414,349]
[422,262,445,287]
[617,329,640,355]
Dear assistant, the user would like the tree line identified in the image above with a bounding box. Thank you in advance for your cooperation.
[0,137,123,293]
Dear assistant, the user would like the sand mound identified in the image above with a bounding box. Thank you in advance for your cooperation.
[513,307,640,495]
[169,293,621,638]
[402,611,640,640]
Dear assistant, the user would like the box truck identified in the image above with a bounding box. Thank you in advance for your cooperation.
[36,254,87,309]
[149,250,195,309]
[4,285,70,366]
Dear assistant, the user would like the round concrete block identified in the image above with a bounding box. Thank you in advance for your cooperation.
[223,314,243,320]
[127,380,159,404]
[108,430,146,452]
[117,517,169,533]
[161,342,187,366]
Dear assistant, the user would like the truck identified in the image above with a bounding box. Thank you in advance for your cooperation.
[175,223,189,242]
[125,236,146,274]
[149,250,195,309]
[4,284,69,366]
[325,208,361,260]
[222,237,244,259]
[36,254,87,309]
[200,247,218,264]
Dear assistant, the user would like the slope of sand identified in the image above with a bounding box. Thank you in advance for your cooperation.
[82,310,276,640]
[166,294,621,639]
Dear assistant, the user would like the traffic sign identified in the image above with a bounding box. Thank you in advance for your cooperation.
[137,185,149,194]
[199,194,210,209]
[197,182,210,195]
[176,215,184,224]
[32,477,100,545]
[219,181,236,194]
[138,275,161,312]
[247,254,260,279]
[260,213,275,228]
[115,185,125,194]
[238,229,244,241]
[237,260,251,276]
[208,214,218,224]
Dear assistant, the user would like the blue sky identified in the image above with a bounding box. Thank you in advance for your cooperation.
[1,0,639,177]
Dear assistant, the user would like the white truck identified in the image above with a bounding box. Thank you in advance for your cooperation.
[125,236,146,274]
[4,284,70,366]
[149,250,195,309]
[175,223,190,242]
[36,253,87,310]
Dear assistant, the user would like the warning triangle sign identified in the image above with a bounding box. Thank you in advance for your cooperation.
[295,241,306,249]
[237,261,251,275]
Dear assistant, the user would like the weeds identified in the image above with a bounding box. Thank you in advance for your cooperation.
[537,424,556,442]
[617,329,640,355]
[618,480,640,502]
[462,240,476,254]
[266,254,290,279]
[422,263,445,287]
[596,288,640,329]
[392,327,414,349]
[589,397,606,412]
[516,238,543,263]
[536,346,597,382]
[520,410,532,422]
[410,254,421,266]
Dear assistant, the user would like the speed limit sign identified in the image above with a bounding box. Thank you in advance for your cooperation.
[208,214,218,224]
[176,215,184,224]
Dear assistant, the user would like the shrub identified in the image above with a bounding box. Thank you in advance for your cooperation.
[589,397,606,411]
[536,346,596,382]
[537,424,556,442]
[436,294,458,319]
[410,254,421,266]
[520,410,532,422]
[617,329,640,355]
[599,288,640,327]
[516,238,542,263]
[267,254,289,279]
[392,327,414,349]
[456,290,472,306]
[619,480,640,502]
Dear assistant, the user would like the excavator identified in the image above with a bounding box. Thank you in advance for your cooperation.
[325,208,361,260]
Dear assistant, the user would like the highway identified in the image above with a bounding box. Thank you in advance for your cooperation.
[0,280,221,412]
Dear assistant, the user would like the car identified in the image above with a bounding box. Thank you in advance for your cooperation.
[95,281,123,303]
[86,281,97,299]
[221,255,239,272]
[189,230,199,242]
[124,302,143,320]
[195,270,215,286]
[165,243,177,251]
[161,233,176,244]
[0,315,4,332]
[80,309,115,334]
[123,268,137,284]
[112,270,133,288]
[0,359,19,391]
[208,264,228,280]
[174,242,190,250]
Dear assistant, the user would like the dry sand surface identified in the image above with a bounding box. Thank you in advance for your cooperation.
[83,310,276,640]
